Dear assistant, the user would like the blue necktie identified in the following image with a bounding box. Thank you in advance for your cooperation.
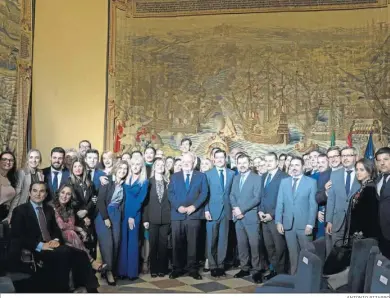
[292,178,299,196]
[239,176,245,192]
[185,174,190,191]
[265,174,272,190]
[52,171,59,192]
[219,170,225,190]
[345,170,352,196]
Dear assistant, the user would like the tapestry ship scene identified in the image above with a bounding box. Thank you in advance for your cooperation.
[110,19,390,158]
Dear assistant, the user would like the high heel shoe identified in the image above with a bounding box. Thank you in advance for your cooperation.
[106,271,116,286]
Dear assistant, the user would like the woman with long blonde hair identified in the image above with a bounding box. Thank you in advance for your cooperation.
[6,149,44,222]
[143,158,171,277]
[117,155,149,280]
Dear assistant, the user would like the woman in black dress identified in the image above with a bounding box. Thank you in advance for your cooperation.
[347,158,380,240]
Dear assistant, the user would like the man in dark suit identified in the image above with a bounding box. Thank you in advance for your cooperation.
[78,140,91,158]
[42,147,69,202]
[84,149,106,191]
[10,182,99,293]
[204,149,234,277]
[168,152,208,280]
[375,147,390,259]
[180,138,201,171]
[230,154,264,283]
[258,152,288,279]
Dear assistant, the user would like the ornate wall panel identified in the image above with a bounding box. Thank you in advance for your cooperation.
[0,0,33,163]
[107,0,390,157]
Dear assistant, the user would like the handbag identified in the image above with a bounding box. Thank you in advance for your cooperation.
[323,238,352,275]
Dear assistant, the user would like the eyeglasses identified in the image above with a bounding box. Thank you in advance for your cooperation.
[328,155,340,159]
[1,158,15,163]
[341,154,355,158]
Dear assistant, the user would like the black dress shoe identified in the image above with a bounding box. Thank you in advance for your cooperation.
[151,273,158,278]
[234,270,250,278]
[86,288,99,293]
[252,271,263,284]
[217,268,226,277]
[210,269,218,277]
[158,273,165,277]
[190,272,202,280]
[203,267,210,273]
[169,271,181,279]
[263,270,277,281]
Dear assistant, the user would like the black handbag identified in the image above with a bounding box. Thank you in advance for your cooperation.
[323,238,352,275]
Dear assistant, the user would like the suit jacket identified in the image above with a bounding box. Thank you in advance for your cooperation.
[7,168,44,221]
[91,169,106,191]
[168,170,208,221]
[96,181,126,220]
[325,168,360,232]
[68,178,96,217]
[258,169,288,218]
[42,167,70,201]
[275,175,318,230]
[378,174,390,240]
[230,172,262,224]
[10,202,64,253]
[205,167,234,221]
[143,177,170,225]
[315,169,331,206]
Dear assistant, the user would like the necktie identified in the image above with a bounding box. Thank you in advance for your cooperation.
[381,173,390,194]
[345,170,352,196]
[36,207,51,242]
[219,170,225,190]
[52,171,59,192]
[239,175,245,192]
[265,174,272,190]
[185,174,190,191]
[88,170,92,181]
[292,178,299,196]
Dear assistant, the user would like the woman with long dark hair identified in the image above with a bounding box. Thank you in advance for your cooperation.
[53,184,106,271]
[0,151,17,221]
[346,158,380,239]
[67,159,97,258]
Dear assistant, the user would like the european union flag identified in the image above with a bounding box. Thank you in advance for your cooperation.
[364,132,375,160]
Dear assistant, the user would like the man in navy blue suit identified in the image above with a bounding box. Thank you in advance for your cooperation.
[168,152,208,280]
[258,152,288,279]
[42,147,69,202]
[84,149,106,193]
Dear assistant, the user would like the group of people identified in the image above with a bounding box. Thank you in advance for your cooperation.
[0,137,389,292]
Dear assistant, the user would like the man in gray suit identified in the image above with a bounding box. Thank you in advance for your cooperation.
[325,146,359,254]
[205,149,235,277]
[275,156,317,274]
[258,152,288,279]
[230,154,263,283]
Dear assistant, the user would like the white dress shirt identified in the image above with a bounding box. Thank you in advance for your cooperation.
[344,168,356,192]
[265,167,279,183]
[51,167,62,189]
[215,167,227,186]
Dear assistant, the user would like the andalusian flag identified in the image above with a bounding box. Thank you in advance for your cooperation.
[330,130,336,146]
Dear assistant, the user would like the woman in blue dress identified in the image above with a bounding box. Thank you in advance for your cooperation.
[118,155,148,280]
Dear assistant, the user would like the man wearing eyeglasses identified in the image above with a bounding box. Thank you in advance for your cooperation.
[325,146,360,255]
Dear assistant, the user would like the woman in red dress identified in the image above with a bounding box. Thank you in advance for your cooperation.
[53,184,106,272]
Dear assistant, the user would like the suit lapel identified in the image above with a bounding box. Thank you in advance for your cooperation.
[349,177,360,198]
[27,203,41,235]
[294,176,305,198]
[188,171,197,192]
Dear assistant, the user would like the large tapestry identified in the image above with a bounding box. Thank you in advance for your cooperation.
[0,0,33,163]
[107,0,390,158]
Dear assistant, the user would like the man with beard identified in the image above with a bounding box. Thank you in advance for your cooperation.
[42,147,69,202]
[78,140,91,158]
[275,156,317,274]
[230,154,264,283]
[84,149,106,191]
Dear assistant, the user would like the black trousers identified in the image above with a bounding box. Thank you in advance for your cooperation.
[262,220,287,274]
[379,236,390,259]
[171,220,201,273]
[35,245,99,292]
[149,223,170,274]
